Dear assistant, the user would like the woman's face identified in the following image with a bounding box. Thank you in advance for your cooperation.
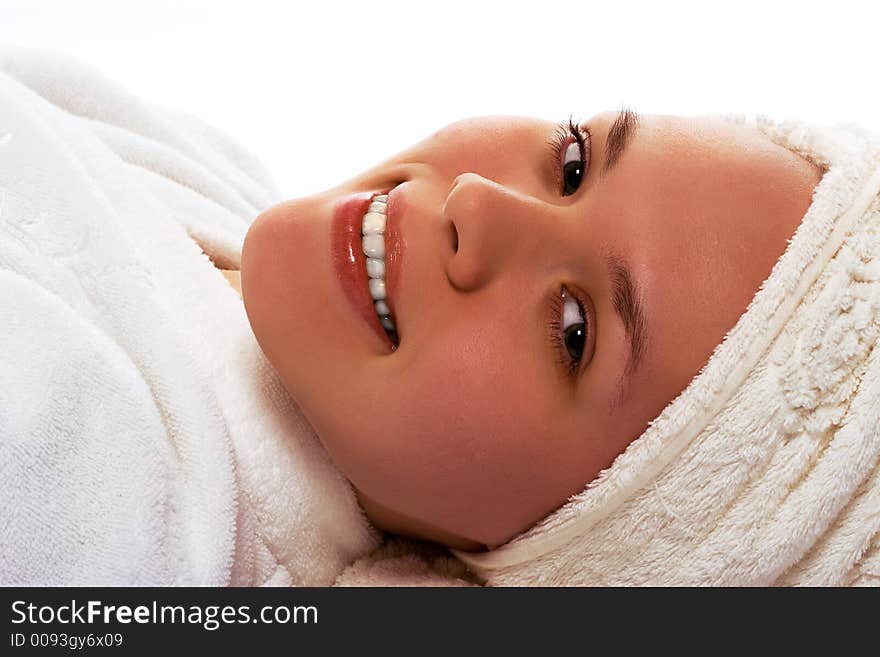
[241,111,821,549]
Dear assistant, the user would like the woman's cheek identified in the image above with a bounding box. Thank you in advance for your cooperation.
[364,373,529,509]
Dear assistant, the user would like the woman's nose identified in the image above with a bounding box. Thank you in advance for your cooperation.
[442,172,557,291]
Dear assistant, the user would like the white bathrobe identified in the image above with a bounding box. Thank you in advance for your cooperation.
[0,47,388,586]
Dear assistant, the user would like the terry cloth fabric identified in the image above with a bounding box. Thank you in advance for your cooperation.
[0,46,380,586]
[333,536,481,587]
[453,114,880,586]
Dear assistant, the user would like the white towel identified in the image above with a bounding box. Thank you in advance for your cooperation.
[454,114,880,586]
[0,46,380,586]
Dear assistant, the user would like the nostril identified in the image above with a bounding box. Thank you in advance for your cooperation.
[449,220,459,253]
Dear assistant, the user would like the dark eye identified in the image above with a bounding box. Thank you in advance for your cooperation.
[559,285,586,364]
[548,285,590,379]
[549,117,591,197]
[561,140,586,196]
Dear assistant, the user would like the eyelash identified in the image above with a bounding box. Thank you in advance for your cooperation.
[547,115,591,196]
[546,284,590,379]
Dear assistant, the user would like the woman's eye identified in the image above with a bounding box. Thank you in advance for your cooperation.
[549,117,591,196]
[561,141,585,195]
[548,285,589,378]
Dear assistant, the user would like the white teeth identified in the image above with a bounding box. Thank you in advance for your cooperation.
[368,277,385,300]
[362,190,398,343]
[362,212,386,235]
[362,234,385,259]
[365,257,385,278]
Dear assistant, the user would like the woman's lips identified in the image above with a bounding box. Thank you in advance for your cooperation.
[330,189,398,352]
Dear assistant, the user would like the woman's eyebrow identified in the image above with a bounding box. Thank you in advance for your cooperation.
[601,107,641,177]
[606,252,648,382]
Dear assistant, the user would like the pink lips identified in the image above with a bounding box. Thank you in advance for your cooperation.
[330,188,400,352]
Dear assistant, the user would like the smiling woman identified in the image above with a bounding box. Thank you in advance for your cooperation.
[3,49,877,589]
[240,109,828,555]
[3,31,878,590]
[239,108,880,586]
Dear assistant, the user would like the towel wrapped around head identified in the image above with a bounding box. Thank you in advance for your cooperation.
[453,115,880,586]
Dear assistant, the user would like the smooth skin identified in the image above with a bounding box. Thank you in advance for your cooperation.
[240,112,822,551]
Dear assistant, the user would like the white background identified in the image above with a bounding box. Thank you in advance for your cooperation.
[2,0,878,198]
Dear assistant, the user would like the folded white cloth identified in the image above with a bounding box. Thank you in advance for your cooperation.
[333,537,480,587]
[454,114,880,586]
[0,46,380,586]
